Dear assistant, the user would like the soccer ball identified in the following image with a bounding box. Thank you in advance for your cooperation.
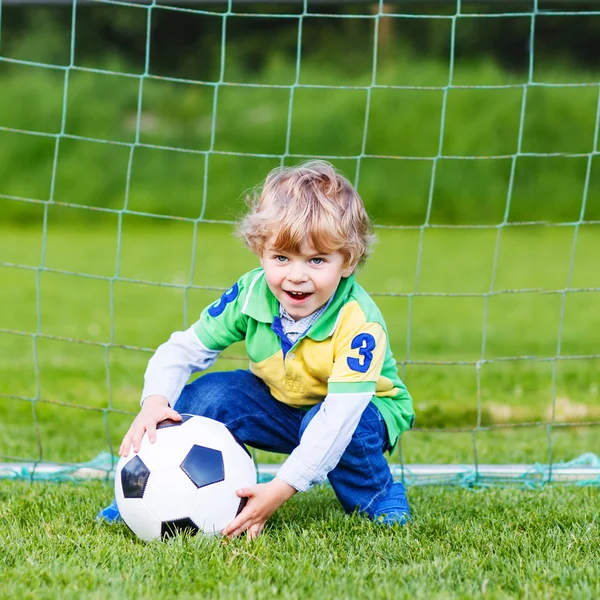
[114,414,256,541]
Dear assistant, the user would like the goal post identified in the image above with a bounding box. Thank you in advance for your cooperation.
[1,0,599,487]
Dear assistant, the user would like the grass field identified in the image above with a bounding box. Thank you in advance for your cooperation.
[2,480,599,599]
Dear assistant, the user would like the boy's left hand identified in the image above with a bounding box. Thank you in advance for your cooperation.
[223,477,296,540]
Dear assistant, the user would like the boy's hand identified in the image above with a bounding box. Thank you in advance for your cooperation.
[223,477,296,540]
[119,395,181,456]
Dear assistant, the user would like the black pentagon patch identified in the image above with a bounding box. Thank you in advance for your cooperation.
[121,455,150,498]
[236,496,248,516]
[180,445,224,489]
[161,517,199,539]
[156,413,193,429]
[229,429,252,459]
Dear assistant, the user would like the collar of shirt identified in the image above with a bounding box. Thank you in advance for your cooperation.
[278,294,332,340]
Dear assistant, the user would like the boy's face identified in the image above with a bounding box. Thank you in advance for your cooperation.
[260,238,354,321]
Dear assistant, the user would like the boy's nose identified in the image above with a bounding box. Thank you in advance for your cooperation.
[286,263,308,283]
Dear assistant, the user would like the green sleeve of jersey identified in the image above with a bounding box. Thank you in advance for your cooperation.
[192,275,250,351]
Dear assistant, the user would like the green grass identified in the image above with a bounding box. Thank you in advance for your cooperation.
[2,480,599,599]
[0,223,598,467]
[1,56,599,225]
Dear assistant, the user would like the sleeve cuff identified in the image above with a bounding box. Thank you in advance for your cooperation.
[327,381,377,394]
[276,456,324,493]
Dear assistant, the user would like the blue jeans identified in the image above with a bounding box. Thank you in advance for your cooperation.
[175,370,395,517]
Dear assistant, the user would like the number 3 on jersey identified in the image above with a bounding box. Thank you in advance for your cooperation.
[208,283,239,317]
[347,333,376,373]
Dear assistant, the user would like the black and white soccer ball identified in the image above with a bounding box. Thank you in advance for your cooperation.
[115,414,256,541]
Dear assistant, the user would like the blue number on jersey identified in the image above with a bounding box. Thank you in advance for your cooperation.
[347,333,376,373]
[207,282,239,317]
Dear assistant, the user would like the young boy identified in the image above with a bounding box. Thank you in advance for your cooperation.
[99,160,415,538]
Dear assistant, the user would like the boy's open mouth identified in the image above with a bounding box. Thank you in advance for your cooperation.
[285,290,312,301]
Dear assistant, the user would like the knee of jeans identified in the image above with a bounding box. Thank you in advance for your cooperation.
[173,384,193,413]
[174,372,222,414]
[349,404,390,452]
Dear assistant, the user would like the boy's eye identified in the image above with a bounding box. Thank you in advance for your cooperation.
[274,255,288,263]
[310,257,325,265]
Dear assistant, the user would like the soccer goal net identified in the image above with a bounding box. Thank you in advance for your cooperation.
[1,0,599,486]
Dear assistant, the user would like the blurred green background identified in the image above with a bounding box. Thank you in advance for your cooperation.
[2,2,600,224]
[1,2,599,467]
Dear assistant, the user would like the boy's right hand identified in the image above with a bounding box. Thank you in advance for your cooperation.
[119,395,182,457]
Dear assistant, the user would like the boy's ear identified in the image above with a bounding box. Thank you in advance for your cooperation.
[341,263,356,278]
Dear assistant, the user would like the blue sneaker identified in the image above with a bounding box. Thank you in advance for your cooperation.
[96,498,122,524]
[371,482,411,526]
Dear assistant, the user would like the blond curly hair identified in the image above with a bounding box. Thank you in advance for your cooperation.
[236,160,375,270]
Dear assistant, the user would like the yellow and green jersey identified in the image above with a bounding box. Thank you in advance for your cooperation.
[193,268,414,448]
